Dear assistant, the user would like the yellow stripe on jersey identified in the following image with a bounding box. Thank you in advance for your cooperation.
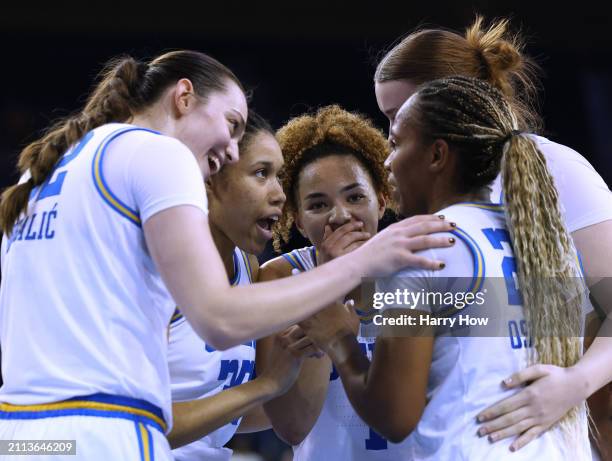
[241,250,253,283]
[139,422,152,461]
[458,202,505,212]
[92,129,142,226]
[451,227,485,294]
[0,400,167,433]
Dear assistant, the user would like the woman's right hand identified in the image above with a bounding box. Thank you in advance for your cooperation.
[258,326,321,396]
[317,221,371,265]
[352,214,456,276]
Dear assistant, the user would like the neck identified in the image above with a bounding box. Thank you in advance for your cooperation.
[130,102,176,135]
[427,187,491,214]
[209,220,236,280]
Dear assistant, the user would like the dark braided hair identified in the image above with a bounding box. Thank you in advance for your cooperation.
[407,75,586,445]
[1,50,243,235]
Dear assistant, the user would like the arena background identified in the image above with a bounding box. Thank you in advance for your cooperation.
[1,2,611,460]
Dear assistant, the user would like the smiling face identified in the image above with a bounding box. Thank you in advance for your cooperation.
[295,154,385,248]
[176,79,248,179]
[207,131,286,255]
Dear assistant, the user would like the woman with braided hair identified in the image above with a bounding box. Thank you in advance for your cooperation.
[300,76,592,460]
[0,51,455,459]
[374,16,612,455]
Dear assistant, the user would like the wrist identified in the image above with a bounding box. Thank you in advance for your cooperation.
[325,331,360,365]
[567,364,593,401]
[253,375,285,400]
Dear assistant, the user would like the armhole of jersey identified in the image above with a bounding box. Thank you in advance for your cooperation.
[170,307,184,326]
[282,252,306,272]
[240,250,254,283]
[91,127,159,227]
[450,226,486,294]
[229,250,241,286]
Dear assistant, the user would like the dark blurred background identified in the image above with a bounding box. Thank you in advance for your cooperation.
[1,2,611,459]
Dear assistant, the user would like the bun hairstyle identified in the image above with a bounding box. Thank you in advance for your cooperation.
[1,50,242,235]
[375,16,542,131]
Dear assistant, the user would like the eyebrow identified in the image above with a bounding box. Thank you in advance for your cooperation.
[251,161,273,168]
[303,183,363,201]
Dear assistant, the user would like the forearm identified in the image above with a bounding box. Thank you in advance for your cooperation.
[168,378,280,449]
[264,356,332,445]
[326,334,395,438]
[573,332,612,398]
[195,256,363,349]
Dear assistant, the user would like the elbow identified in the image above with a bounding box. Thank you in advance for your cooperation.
[189,316,240,351]
[374,415,419,444]
[382,425,415,444]
[273,425,310,446]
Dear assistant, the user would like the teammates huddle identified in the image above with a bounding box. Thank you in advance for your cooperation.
[1,16,612,461]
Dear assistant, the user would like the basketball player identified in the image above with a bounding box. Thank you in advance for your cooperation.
[258,106,413,459]
[169,113,311,461]
[300,76,592,460]
[0,51,455,459]
[374,17,612,454]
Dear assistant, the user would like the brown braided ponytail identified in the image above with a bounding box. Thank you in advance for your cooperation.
[0,50,242,235]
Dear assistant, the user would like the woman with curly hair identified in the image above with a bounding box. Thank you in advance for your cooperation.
[256,105,455,460]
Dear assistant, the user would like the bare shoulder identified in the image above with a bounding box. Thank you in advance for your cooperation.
[258,254,294,281]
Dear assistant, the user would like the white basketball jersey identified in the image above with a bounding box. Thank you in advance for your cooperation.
[169,247,256,461]
[378,202,591,460]
[0,123,208,428]
[491,135,612,232]
[284,246,407,461]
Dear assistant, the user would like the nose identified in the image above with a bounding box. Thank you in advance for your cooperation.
[384,151,394,172]
[328,203,352,229]
[225,140,239,165]
[269,178,286,208]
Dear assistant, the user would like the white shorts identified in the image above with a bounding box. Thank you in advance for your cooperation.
[0,393,171,461]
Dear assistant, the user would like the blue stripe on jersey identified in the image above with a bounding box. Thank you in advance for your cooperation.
[0,393,166,433]
[450,226,486,294]
[228,250,241,285]
[576,251,586,278]
[91,127,159,227]
[283,252,306,272]
[241,250,254,282]
[135,421,146,461]
[170,308,183,325]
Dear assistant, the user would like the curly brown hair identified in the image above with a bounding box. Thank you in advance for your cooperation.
[273,105,390,252]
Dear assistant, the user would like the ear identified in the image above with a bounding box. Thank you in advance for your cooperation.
[173,78,197,116]
[377,193,387,220]
[429,139,451,173]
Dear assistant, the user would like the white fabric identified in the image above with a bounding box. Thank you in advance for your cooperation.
[0,123,208,428]
[170,248,256,461]
[491,135,612,232]
[286,246,404,461]
[0,416,172,461]
[377,203,591,460]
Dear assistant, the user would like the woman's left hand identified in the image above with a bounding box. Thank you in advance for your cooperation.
[476,364,588,452]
